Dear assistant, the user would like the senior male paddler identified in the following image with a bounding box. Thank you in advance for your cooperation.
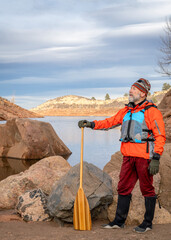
[78,78,166,233]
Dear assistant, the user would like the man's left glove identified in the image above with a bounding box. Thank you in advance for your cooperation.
[148,153,160,175]
[78,120,94,128]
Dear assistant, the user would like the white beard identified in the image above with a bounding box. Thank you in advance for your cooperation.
[129,93,141,103]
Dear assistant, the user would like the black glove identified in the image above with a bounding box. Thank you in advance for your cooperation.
[148,153,160,175]
[78,120,94,128]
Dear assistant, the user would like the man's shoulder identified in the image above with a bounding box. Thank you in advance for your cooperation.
[115,106,129,117]
[144,101,157,110]
[144,102,163,118]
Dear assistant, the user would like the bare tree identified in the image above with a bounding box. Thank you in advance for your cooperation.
[158,17,171,77]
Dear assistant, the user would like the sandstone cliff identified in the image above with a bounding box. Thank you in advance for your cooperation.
[158,88,171,142]
[31,95,126,116]
[0,97,41,121]
[30,90,169,116]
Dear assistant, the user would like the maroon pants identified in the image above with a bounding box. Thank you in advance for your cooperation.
[117,156,155,197]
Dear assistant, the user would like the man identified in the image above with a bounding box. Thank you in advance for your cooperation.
[78,78,166,233]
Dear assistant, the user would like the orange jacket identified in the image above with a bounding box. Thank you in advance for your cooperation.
[93,100,166,159]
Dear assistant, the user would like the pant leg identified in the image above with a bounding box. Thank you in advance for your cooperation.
[117,156,138,195]
[135,157,155,197]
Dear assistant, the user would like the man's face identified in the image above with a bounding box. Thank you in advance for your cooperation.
[129,86,142,103]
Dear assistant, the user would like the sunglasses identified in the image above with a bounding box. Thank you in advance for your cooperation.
[137,79,144,83]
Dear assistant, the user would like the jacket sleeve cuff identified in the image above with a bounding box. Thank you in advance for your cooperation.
[152,152,160,161]
[90,121,95,129]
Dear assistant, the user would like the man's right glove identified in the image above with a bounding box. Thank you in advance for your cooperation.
[78,120,94,128]
[148,153,160,175]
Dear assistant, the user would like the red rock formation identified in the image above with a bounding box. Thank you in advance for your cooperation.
[158,89,171,142]
[0,97,42,121]
[0,118,71,160]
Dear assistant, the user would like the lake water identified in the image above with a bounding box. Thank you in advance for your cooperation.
[0,116,121,175]
[38,116,121,169]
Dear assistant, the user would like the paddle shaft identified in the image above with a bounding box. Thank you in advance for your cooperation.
[80,127,84,188]
[73,127,92,230]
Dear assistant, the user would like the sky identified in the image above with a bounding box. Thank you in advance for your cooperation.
[0,0,171,110]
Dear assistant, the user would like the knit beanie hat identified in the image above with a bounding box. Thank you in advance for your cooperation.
[132,78,151,95]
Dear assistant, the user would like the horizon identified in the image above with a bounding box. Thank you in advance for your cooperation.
[2,89,168,111]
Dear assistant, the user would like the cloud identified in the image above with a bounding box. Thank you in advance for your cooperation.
[0,0,171,109]
[90,0,171,27]
[0,0,169,65]
[0,20,164,64]
[107,22,165,37]
[0,64,165,89]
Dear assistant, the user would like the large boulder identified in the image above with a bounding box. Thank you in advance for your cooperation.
[47,162,113,222]
[159,143,171,213]
[104,151,171,224]
[0,118,71,160]
[103,151,123,174]
[158,88,171,142]
[0,156,71,209]
[157,89,171,213]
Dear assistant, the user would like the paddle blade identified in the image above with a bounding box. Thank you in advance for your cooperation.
[73,188,92,231]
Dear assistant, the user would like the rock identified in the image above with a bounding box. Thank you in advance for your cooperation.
[0,209,22,222]
[103,151,122,174]
[157,89,171,213]
[0,156,71,209]
[158,89,171,110]
[16,189,51,222]
[47,162,113,222]
[104,151,171,224]
[0,118,72,160]
[159,143,171,213]
[0,96,42,121]
[158,88,171,142]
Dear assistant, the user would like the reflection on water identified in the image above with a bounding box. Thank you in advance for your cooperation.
[0,157,39,181]
[0,116,121,180]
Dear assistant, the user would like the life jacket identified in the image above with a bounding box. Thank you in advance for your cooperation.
[120,104,157,145]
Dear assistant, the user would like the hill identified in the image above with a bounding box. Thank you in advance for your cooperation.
[0,97,42,121]
[30,90,169,116]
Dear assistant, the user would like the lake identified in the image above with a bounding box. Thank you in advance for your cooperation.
[0,116,121,180]
[38,116,121,169]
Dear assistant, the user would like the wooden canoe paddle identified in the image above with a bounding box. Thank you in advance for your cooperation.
[73,127,92,230]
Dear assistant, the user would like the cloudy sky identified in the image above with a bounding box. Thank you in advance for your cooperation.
[0,0,171,109]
